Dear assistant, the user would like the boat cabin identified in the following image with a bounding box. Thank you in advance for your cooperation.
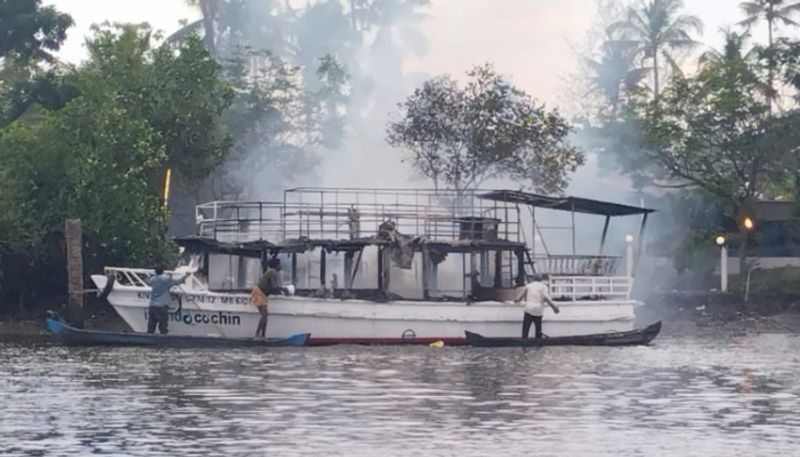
[172,187,654,302]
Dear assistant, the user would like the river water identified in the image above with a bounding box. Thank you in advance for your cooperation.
[2,324,800,456]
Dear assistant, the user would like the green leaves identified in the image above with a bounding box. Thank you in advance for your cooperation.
[0,0,73,64]
[0,22,230,308]
[387,63,584,193]
[642,50,800,207]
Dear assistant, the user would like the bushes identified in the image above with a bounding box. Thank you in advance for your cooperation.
[0,25,230,313]
[729,267,800,301]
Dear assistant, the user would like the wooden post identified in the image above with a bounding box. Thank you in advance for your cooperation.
[493,250,502,288]
[421,247,430,300]
[65,219,84,320]
[291,253,297,286]
[377,247,384,291]
[320,249,327,289]
[598,215,610,256]
[515,249,525,286]
[344,251,354,288]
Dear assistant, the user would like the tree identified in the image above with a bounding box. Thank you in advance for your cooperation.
[0,24,234,310]
[642,48,800,269]
[0,0,73,64]
[387,64,584,193]
[739,0,800,48]
[212,51,330,199]
[170,0,429,197]
[84,24,233,184]
[611,0,703,99]
[0,92,170,311]
[739,1,800,102]
[699,29,757,67]
[0,1,74,126]
[584,29,650,115]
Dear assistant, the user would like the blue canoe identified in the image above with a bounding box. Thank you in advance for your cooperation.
[46,318,310,348]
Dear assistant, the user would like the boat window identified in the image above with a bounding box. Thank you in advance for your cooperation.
[208,254,260,291]
[176,251,203,270]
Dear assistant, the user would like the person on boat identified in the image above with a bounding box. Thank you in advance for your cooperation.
[146,267,190,335]
[252,258,290,339]
[516,273,560,339]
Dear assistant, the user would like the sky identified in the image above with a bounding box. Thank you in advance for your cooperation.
[47,0,796,110]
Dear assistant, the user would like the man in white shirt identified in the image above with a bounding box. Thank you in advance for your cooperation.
[516,274,560,339]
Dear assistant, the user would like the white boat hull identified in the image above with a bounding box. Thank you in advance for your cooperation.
[92,275,638,342]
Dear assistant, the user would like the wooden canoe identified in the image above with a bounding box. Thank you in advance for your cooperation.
[45,318,310,348]
[464,321,661,347]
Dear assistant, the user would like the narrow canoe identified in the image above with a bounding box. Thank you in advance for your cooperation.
[45,318,310,348]
[465,321,662,347]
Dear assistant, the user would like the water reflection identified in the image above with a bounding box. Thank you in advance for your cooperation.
[1,331,800,456]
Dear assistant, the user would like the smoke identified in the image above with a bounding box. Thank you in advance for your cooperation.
[207,0,433,197]
[201,0,678,295]
[314,24,432,188]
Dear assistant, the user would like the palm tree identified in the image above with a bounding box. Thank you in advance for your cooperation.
[165,0,219,52]
[585,32,650,113]
[739,0,800,48]
[698,28,756,67]
[738,1,800,104]
[611,0,703,99]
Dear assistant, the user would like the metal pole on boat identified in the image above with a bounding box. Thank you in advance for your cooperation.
[571,202,576,255]
[716,235,728,292]
[598,215,610,256]
[625,234,634,277]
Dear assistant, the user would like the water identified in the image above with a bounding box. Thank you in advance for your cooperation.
[2,327,800,456]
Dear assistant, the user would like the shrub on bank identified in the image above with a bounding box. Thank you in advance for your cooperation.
[729,267,800,301]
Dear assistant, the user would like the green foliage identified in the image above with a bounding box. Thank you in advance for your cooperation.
[173,0,430,195]
[738,0,800,47]
[730,267,800,299]
[610,0,702,98]
[0,68,80,127]
[0,93,172,306]
[672,228,720,279]
[0,0,73,63]
[83,24,233,184]
[0,23,231,310]
[642,49,800,207]
[0,1,75,127]
[212,49,321,198]
[387,63,584,193]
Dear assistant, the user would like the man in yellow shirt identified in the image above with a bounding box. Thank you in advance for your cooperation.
[251,258,289,339]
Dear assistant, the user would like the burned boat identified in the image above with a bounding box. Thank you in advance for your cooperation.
[91,188,654,344]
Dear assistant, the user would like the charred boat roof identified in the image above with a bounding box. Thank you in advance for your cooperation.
[478,190,655,217]
[175,235,526,256]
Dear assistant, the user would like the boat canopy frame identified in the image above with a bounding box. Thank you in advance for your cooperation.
[478,189,653,274]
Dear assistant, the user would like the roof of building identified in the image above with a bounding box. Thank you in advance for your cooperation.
[478,189,655,217]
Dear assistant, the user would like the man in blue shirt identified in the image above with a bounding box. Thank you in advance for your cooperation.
[145,267,189,334]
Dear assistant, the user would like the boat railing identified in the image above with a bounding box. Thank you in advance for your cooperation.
[196,198,522,244]
[103,267,206,290]
[549,276,632,300]
[533,255,621,276]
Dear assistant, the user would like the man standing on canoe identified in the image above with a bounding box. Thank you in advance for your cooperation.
[252,258,290,339]
[517,273,560,339]
[146,267,190,335]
